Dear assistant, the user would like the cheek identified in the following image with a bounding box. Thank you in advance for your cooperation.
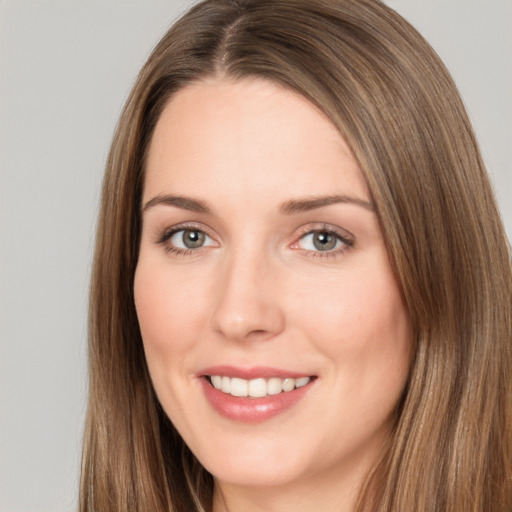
[292,261,408,343]
[133,262,206,359]
[290,257,411,394]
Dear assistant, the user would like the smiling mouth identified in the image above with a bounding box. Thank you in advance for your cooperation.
[207,375,315,398]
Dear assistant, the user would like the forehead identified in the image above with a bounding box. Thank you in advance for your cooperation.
[144,78,369,205]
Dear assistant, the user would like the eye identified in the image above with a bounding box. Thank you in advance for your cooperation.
[156,226,217,255]
[294,227,354,256]
[168,228,215,250]
[299,231,340,251]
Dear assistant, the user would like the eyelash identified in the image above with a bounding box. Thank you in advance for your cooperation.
[294,224,354,259]
[156,223,211,256]
[155,223,354,259]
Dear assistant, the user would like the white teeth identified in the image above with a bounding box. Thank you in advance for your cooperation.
[282,378,295,392]
[267,378,283,395]
[295,377,310,388]
[248,378,267,398]
[211,375,222,390]
[209,375,311,398]
[230,377,248,397]
[221,376,231,393]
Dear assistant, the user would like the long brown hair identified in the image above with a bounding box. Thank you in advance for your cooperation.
[80,1,512,510]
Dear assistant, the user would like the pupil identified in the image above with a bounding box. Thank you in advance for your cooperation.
[313,232,336,251]
[184,230,204,248]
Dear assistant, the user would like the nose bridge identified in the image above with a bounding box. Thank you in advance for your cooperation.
[211,241,285,342]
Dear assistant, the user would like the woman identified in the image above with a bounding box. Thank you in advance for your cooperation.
[80,0,512,511]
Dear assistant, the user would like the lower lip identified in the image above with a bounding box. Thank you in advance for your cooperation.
[200,378,314,423]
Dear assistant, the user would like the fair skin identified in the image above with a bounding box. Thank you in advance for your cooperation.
[134,78,411,512]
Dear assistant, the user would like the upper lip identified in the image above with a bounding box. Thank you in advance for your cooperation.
[198,365,315,380]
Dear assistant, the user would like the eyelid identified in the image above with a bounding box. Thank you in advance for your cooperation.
[155,222,218,254]
[153,221,354,258]
[156,222,207,242]
[169,229,216,249]
[290,223,355,255]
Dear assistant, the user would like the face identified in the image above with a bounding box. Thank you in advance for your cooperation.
[134,78,411,496]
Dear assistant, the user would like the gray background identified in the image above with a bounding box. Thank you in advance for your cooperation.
[0,1,510,511]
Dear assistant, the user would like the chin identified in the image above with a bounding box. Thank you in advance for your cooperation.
[206,458,303,489]
[187,432,308,488]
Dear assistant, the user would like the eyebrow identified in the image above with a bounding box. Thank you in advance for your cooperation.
[142,193,375,215]
[279,195,375,214]
[143,194,212,214]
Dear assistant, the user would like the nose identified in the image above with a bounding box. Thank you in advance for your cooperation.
[210,249,286,343]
